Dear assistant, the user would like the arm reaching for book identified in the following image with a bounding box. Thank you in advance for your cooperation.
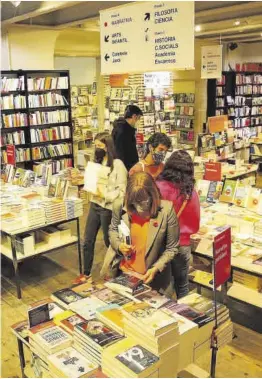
[153,204,180,273]
[142,267,159,284]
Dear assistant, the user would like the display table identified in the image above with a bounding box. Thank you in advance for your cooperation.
[1,217,82,299]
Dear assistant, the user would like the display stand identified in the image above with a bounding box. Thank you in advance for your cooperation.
[1,217,82,299]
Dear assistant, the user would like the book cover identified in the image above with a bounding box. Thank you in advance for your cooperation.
[116,345,159,375]
[135,290,170,309]
[28,299,64,328]
[206,181,223,203]
[196,180,211,203]
[76,319,123,348]
[219,180,238,203]
[95,288,131,306]
[48,347,98,378]
[30,322,71,350]
[70,296,106,320]
[233,183,250,208]
[107,274,142,294]
[11,320,29,340]
[52,288,83,305]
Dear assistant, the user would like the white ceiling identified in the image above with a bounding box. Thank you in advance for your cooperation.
[1,1,262,43]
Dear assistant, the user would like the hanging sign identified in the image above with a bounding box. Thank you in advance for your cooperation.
[6,144,16,165]
[213,226,231,288]
[201,45,223,79]
[100,1,194,75]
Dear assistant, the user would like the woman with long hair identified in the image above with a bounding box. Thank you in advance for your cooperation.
[108,171,180,295]
[157,150,200,299]
[83,132,127,276]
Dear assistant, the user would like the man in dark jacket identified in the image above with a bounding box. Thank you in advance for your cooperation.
[112,105,143,171]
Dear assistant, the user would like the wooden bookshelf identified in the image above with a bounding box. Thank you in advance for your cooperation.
[1,70,74,173]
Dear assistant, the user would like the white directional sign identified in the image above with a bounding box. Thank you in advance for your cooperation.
[201,45,223,79]
[100,2,194,75]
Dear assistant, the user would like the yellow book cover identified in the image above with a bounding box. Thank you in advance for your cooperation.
[219,179,238,203]
[53,310,75,325]
[98,308,124,330]
[233,183,250,207]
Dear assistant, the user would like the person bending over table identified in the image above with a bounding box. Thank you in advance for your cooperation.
[108,171,180,296]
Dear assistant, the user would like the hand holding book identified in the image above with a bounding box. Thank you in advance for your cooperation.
[142,267,159,284]
[119,243,136,259]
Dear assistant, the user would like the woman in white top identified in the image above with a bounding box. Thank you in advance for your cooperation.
[83,132,127,275]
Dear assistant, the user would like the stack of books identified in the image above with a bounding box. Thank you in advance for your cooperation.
[70,296,106,320]
[105,274,151,298]
[28,321,72,362]
[102,338,160,378]
[65,198,84,219]
[73,319,124,366]
[21,204,46,228]
[51,288,84,309]
[47,347,99,378]
[121,302,180,377]
[41,199,67,224]
[232,270,262,291]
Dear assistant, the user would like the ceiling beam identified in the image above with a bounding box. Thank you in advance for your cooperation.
[195,1,262,17]
[2,1,81,26]
[196,23,262,37]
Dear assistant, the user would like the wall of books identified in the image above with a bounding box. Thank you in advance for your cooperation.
[103,72,196,154]
[1,70,74,175]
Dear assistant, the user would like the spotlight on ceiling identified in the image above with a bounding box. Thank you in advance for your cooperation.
[234,20,241,26]
[195,25,201,32]
[228,42,238,51]
[11,1,21,7]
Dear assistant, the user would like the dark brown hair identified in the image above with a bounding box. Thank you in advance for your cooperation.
[159,150,195,199]
[94,132,116,171]
[125,172,161,218]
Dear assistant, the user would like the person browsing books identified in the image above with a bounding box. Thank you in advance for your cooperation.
[83,132,127,276]
[112,105,143,171]
[108,172,180,296]
[156,150,200,299]
[129,133,171,180]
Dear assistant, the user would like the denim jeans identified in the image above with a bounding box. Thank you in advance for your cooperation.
[172,245,191,299]
[83,202,112,275]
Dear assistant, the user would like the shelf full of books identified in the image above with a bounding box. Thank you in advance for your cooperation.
[1,70,74,174]
[207,72,262,142]
[71,82,98,144]
[11,275,233,378]
[190,177,262,332]
[103,73,196,152]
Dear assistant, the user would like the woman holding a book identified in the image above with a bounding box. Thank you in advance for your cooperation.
[129,133,171,180]
[83,132,127,276]
[108,171,180,296]
[156,150,200,299]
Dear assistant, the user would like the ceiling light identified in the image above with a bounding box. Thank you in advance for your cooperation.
[261,33,262,37]
[11,1,21,6]
[195,25,201,32]
[234,20,240,26]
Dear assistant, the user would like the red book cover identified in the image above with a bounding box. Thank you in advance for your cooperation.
[204,162,222,181]
[6,144,16,165]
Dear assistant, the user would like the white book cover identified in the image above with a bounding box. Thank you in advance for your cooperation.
[83,162,110,195]
[48,347,98,377]
[70,297,105,320]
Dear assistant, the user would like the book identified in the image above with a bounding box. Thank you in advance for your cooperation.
[206,181,223,203]
[72,282,105,298]
[28,299,64,328]
[219,179,238,203]
[195,180,210,203]
[122,302,177,336]
[96,304,124,335]
[70,297,106,320]
[75,319,124,350]
[105,274,143,295]
[135,290,170,309]
[54,310,86,334]
[94,288,131,306]
[102,339,160,378]
[48,347,98,378]
[233,182,250,208]
[51,288,84,309]
[29,321,72,354]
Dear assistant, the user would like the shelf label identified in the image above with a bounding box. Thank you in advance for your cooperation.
[100,1,194,74]
[213,226,231,288]
[201,45,223,79]
[6,144,16,165]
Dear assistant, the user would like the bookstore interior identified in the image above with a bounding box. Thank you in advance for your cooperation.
[1,1,262,379]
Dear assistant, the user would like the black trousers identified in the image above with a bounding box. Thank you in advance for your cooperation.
[83,202,112,275]
[172,245,191,299]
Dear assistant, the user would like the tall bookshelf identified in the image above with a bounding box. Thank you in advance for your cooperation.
[1,70,74,174]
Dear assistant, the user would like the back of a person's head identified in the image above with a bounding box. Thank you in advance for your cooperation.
[145,133,172,155]
[126,172,160,216]
[160,150,195,197]
[124,105,143,119]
